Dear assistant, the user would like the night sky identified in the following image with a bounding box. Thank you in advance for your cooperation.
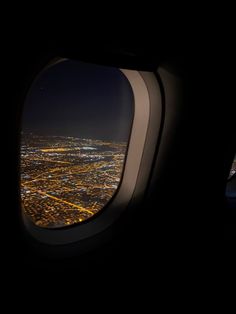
[22,60,134,141]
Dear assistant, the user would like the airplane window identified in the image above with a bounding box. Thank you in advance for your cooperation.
[20,60,134,229]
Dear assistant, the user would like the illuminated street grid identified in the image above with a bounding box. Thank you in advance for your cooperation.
[21,134,126,228]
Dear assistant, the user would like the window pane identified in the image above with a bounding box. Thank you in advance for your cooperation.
[20,60,134,228]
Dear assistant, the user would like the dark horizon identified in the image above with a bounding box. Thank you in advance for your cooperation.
[21,131,127,143]
[22,60,134,142]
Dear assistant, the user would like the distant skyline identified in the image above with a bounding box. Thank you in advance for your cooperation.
[22,60,134,141]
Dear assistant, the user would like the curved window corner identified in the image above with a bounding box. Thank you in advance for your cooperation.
[20,59,163,245]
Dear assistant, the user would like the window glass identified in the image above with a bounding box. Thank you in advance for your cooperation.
[21,60,134,228]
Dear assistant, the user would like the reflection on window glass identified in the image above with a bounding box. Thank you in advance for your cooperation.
[226,154,236,199]
[21,60,134,228]
[228,154,236,180]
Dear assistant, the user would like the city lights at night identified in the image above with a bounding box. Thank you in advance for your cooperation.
[21,134,126,228]
[20,59,134,228]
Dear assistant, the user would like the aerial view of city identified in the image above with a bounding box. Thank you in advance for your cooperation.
[20,59,133,229]
[21,133,126,228]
